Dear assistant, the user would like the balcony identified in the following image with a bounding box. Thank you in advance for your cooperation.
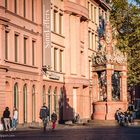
[102,0,110,4]
[99,0,111,10]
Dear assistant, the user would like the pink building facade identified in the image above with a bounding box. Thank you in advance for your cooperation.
[0,0,111,125]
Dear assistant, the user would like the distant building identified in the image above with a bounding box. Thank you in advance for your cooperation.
[0,0,110,125]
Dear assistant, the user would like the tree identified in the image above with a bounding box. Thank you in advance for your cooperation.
[110,0,140,88]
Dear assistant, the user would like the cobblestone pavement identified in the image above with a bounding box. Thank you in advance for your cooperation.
[0,125,140,140]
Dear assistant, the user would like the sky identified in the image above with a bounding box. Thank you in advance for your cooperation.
[128,0,138,5]
[128,0,134,3]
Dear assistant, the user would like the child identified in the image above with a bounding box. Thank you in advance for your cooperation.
[51,111,57,130]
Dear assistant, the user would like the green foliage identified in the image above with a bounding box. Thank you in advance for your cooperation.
[110,0,140,87]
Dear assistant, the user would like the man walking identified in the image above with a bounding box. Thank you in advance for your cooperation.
[3,107,11,131]
[39,103,49,131]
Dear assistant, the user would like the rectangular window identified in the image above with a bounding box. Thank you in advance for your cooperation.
[15,34,18,62]
[81,51,84,75]
[60,50,63,72]
[59,14,62,34]
[14,0,17,14]
[88,2,91,19]
[95,35,97,50]
[92,33,94,50]
[88,2,90,10]
[102,10,104,17]
[105,13,107,21]
[91,5,93,21]
[54,48,57,71]
[99,8,101,16]
[53,10,57,32]
[23,0,26,17]
[5,0,7,9]
[89,60,91,79]
[32,40,35,66]
[88,31,90,49]
[5,31,8,59]
[32,0,34,21]
[24,37,27,64]
[94,7,96,23]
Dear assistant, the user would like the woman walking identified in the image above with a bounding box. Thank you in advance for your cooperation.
[12,107,18,130]
[51,111,57,130]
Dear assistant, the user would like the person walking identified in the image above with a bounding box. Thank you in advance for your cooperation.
[3,107,11,131]
[39,103,49,131]
[51,111,57,130]
[12,107,18,130]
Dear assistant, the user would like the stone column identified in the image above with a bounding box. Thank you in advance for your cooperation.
[18,87,23,124]
[64,11,71,75]
[0,23,7,116]
[92,72,98,102]
[0,24,5,64]
[0,69,6,117]
[75,15,81,77]
[83,20,89,78]
[106,64,113,101]
[26,87,30,123]
[120,71,127,102]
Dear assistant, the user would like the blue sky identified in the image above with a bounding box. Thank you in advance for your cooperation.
[128,0,134,3]
[128,0,140,4]
[128,0,138,5]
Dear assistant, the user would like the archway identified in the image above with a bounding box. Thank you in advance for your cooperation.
[14,83,18,109]
[23,84,27,123]
[59,87,64,123]
[53,87,57,112]
[48,86,51,118]
[32,85,36,122]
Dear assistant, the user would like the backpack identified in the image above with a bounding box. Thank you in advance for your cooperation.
[39,106,49,119]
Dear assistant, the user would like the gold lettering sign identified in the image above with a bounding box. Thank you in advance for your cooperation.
[43,0,51,66]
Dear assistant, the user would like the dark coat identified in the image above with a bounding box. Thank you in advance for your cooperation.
[39,106,49,119]
[51,113,57,122]
[3,109,10,118]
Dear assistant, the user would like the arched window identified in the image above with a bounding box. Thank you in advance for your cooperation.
[54,87,57,112]
[23,84,27,123]
[59,87,64,122]
[14,83,18,109]
[59,88,63,104]
[42,85,46,105]
[32,85,35,122]
[112,71,120,101]
[48,87,51,118]
[89,89,92,115]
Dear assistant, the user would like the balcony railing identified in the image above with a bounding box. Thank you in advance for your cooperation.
[101,0,110,4]
[99,0,112,10]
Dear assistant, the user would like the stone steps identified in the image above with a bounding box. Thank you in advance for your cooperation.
[86,119,140,127]
[87,120,119,126]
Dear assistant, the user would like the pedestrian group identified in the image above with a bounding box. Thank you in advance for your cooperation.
[39,103,57,131]
[1,104,136,131]
[0,107,18,131]
[115,106,136,126]
[0,104,57,132]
